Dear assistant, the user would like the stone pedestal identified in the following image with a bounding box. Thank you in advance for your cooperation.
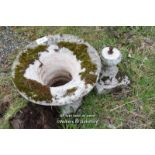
[59,98,82,115]
[96,47,130,94]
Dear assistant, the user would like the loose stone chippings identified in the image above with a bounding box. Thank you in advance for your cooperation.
[12,34,101,114]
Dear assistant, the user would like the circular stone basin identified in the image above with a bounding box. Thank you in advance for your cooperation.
[12,34,101,106]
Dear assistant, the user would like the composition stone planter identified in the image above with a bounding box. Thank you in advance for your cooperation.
[12,34,101,114]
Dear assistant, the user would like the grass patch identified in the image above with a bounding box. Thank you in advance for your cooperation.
[0,64,28,128]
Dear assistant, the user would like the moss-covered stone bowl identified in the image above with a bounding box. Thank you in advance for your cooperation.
[12,34,101,106]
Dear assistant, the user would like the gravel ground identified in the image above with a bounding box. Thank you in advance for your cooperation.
[0,26,30,65]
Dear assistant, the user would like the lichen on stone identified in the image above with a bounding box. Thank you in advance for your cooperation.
[12,45,53,102]
[57,42,97,85]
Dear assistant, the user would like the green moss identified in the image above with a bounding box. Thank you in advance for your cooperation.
[58,42,97,85]
[64,87,77,96]
[12,45,53,102]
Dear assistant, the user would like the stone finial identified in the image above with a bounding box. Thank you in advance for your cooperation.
[101,47,122,66]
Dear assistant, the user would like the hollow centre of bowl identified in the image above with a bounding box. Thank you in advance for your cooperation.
[47,70,72,87]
